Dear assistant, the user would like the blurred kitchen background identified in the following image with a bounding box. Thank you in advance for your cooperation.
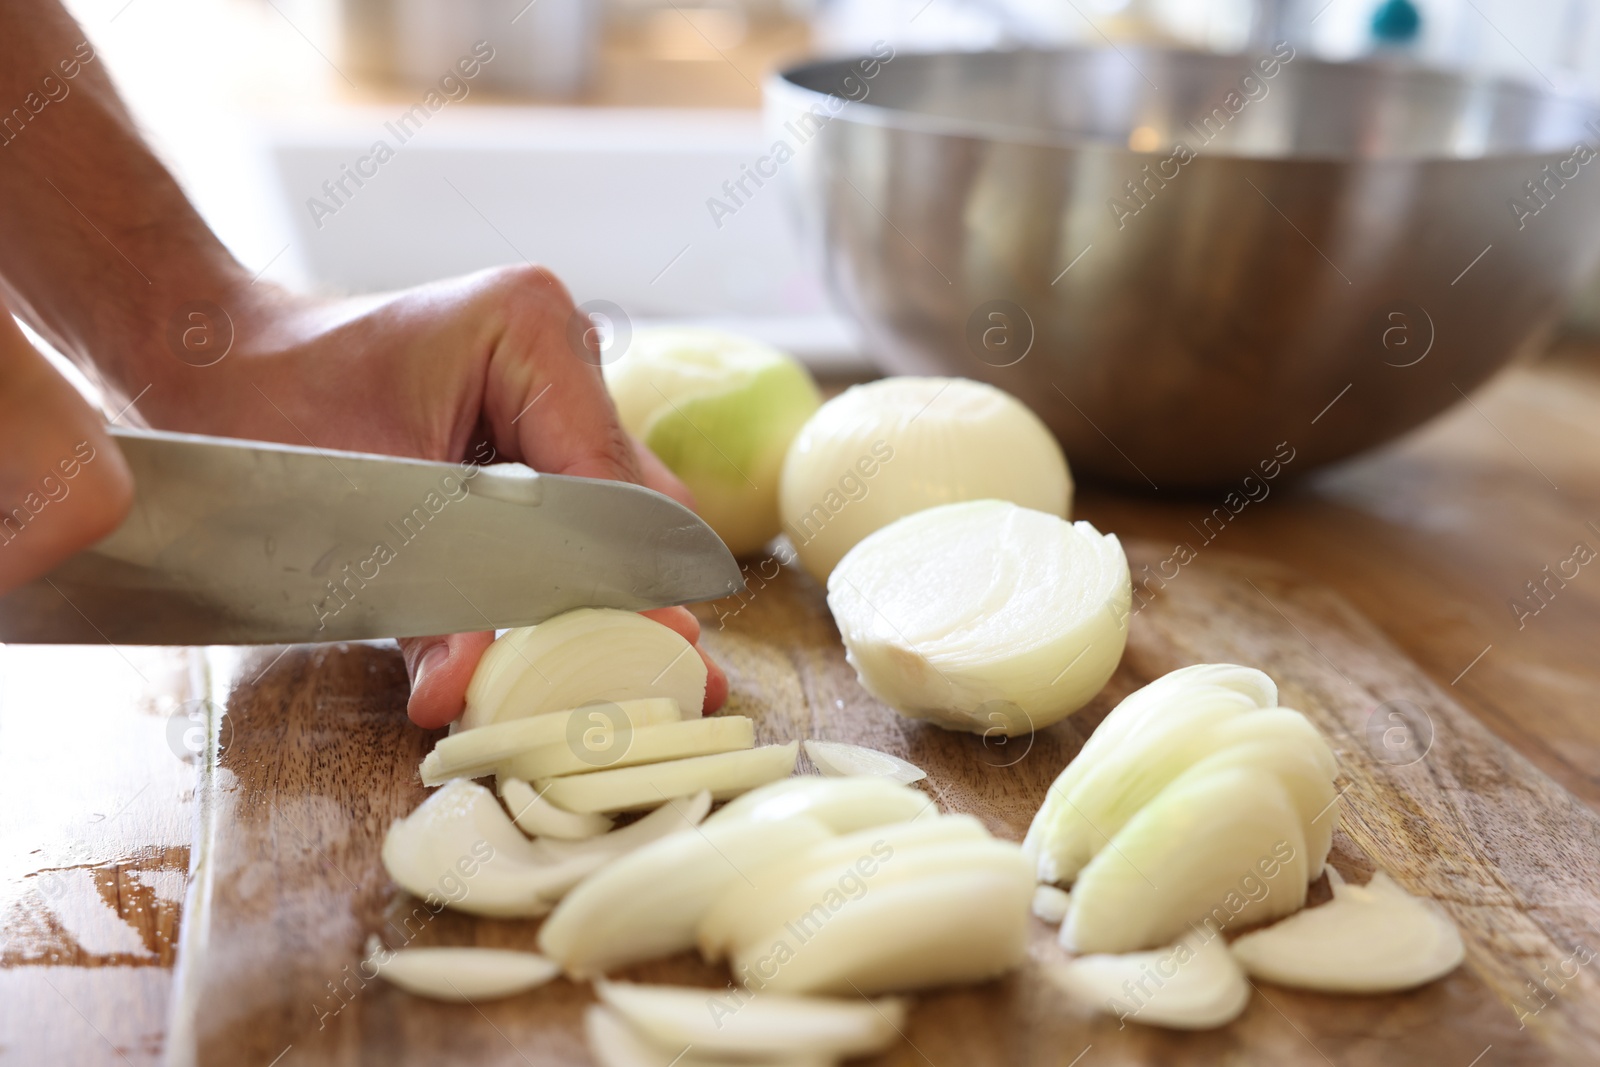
[61,0,1600,372]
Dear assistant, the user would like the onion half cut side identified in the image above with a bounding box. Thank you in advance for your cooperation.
[827,500,1130,736]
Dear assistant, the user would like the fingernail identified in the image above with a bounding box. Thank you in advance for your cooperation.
[412,642,449,691]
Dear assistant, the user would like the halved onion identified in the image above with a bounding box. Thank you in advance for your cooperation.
[827,500,1130,735]
[536,743,799,815]
[422,697,682,786]
[779,376,1072,581]
[705,775,934,833]
[461,609,706,729]
[1230,869,1464,992]
[803,740,926,784]
[1048,931,1249,1030]
[370,942,559,1001]
[501,716,755,781]
[499,777,614,840]
[538,813,834,976]
[597,981,905,1059]
[1061,764,1309,953]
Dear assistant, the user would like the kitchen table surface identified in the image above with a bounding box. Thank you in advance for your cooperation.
[4,347,1599,1065]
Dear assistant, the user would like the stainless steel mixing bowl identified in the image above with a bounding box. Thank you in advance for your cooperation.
[767,48,1600,488]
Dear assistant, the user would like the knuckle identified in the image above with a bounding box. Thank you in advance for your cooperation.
[487,263,572,310]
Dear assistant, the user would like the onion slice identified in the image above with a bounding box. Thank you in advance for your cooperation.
[728,859,1034,995]
[706,775,934,833]
[827,500,1130,736]
[502,716,755,781]
[536,743,799,814]
[584,1006,832,1067]
[380,779,576,917]
[461,609,707,729]
[499,778,614,840]
[369,942,559,1002]
[596,981,905,1059]
[1032,885,1071,925]
[423,698,682,786]
[802,740,926,784]
[1024,666,1277,884]
[1048,931,1249,1030]
[1062,764,1309,953]
[380,780,707,916]
[1229,869,1465,992]
[525,790,712,865]
[698,815,992,960]
[538,813,833,977]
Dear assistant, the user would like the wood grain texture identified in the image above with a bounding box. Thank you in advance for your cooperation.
[166,543,1599,1067]
[1077,352,1600,811]
[0,646,203,1067]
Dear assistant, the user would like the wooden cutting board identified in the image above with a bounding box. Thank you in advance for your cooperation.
[165,542,1600,1067]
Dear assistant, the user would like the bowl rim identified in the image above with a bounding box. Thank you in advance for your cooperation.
[768,45,1600,166]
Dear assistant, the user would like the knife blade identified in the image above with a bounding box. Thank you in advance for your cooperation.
[0,428,744,644]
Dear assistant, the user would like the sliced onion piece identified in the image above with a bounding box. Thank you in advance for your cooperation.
[1048,931,1249,1030]
[699,816,992,960]
[461,609,706,729]
[502,716,755,781]
[1026,702,1336,887]
[802,740,926,784]
[1194,712,1339,879]
[584,1006,833,1067]
[1062,764,1309,954]
[705,837,1018,966]
[380,779,580,917]
[1032,885,1071,925]
[538,813,833,977]
[705,774,934,833]
[827,501,1130,736]
[526,790,713,865]
[423,698,682,786]
[1230,869,1464,992]
[597,981,905,1059]
[728,856,1034,995]
[370,943,559,1001]
[1024,670,1270,884]
[537,743,799,815]
[778,376,1072,581]
[1032,665,1278,813]
[499,778,614,840]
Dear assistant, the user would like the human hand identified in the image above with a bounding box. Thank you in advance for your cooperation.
[129,266,728,728]
[0,308,133,595]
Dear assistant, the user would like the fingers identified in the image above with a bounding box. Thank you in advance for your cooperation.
[0,311,133,594]
[477,266,643,486]
[396,268,727,728]
[640,606,726,714]
[401,630,495,729]
[699,650,729,715]
[641,605,700,643]
[634,438,694,509]
[403,614,725,726]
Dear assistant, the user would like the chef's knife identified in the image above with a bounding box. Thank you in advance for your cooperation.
[0,428,744,644]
